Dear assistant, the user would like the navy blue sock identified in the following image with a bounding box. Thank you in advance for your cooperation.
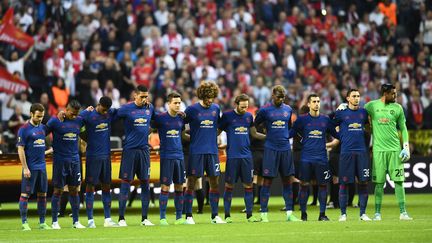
[37,195,47,224]
[102,189,112,219]
[358,184,369,216]
[339,184,348,215]
[85,188,95,220]
[244,187,253,215]
[69,192,80,223]
[283,182,293,211]
[223,187,233,217]
[260,180,272,213]
[174,191,184,220]
[209,189,220,218]
[118,180,130,218]
[318,185,327,214]
[140,181,150,219]
[159,190,169,219]
[19,195,29,223]
[299,185,309,213]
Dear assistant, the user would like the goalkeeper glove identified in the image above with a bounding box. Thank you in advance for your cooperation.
[399,142,410,162]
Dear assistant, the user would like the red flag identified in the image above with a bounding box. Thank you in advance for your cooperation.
[0,66,29,94]
[0,8,34,50]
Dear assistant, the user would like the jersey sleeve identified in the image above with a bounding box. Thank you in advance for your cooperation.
[333,111,342,126]
[364,101,373,116]
[46,117,57,134]
[109,108,119,121]
[184,106,193,124]
[117,105,127,118]
[253,109,265,126]
[397,105,409,144]
[218,113,228,131]
[289,117,302,138]
[79,110,90,123]
[327,118,340,139]
[16,127,26,147]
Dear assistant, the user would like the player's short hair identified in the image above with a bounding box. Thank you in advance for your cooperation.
[136,85,148,93]
[346,88,360,98]
[30,103,45,114]
[234,94,249,105]
[67,100,81,110]
[272,85,286,95]
[167,92,182,103]
[197,81,219,100]
[307,93,319,102]
[381,83,395,95]
[99,96,112,108]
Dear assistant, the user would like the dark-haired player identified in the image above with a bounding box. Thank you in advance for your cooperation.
[79,96,118,228]
[18,103,51,230]
[219,94,265,223]
[253,85,300,222]
[47,100,86,229]
[116,85,155,226]
[290,94,338,221]
[153,92,187,225]
[183,81,225,224]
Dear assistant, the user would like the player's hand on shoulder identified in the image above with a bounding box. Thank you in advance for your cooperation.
[177,111,186,118]
[336,103,348,111]
[57,110,66,122]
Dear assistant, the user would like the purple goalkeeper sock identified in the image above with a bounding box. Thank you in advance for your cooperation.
[102,189,112,219]
[174,191,184,220]
[159,190,169,219]
[318,185,327,214]
[299,185,309,213]
[283,182,294,211]
[358,184,369,216]
[140,181,150,219]
[19,195,29,223]
[51,191,61,222]
[184,190,194,217]
[37,195,47,224]
[339,184,348,215]
[223,187,233,217]
[118,180,130,218]
[85,188,95,220]
[209,189,220,218]
[260,180,272,213]
[244,187,253,215]
[69,192,80,223]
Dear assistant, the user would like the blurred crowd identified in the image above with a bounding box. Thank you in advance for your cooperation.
[1,0,432,153]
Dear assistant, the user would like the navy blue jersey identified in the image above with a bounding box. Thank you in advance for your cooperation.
[333,108,369,152]
[47,117,84,163]
[184,103,220,155]
[80,109,117,157]
[17,122,47,170]
[153,112,184,159]
[254,103,293,151]
[117,102,155,150]
[219,110,254,159]
[290,114,338,164]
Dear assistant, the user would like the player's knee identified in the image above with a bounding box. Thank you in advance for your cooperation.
[300,181,310,186]
[224,183,234,189]
[68,186,78,194]
[86,184,95,191]
[37,192,47,197]
[263,177,273,186]
[53,188,63,195]
[20,193,29,198]
[209,176,219,189]
[174,184,183,191]
[101,184,111,191]
[243,183,253,189]
[161,184,170,192]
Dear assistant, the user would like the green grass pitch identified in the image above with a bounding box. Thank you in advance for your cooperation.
[1,194,431,242]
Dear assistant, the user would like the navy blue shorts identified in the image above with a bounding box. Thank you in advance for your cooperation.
[21,169,48,194]
[225,158,254,184]
[160,158,186,185]
[261,148,295,178]
[339,152,370,184]
[300,161,331,184]
[187,154,220,177]
[120,149,150,181]
[85,155,112,185]
[52,160,81,188]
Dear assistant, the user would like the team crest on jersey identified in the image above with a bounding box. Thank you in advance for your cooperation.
[212,111,217,117]
[283,112,288,117]
[146,110,150,115]
[390,110,395,115]
[246,117,250,123]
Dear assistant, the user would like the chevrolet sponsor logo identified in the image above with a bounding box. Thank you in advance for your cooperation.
[134,118,147,123]
[348,123,362,129]
[64,133,77,138]
[95,123,108,129]
[166,130,179,135]
[34,139,45,145]
[272,120,285,126]
[378,118,390,124]
[309,130,322,136]
[201,120,213,126]
[235,127,248,132]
